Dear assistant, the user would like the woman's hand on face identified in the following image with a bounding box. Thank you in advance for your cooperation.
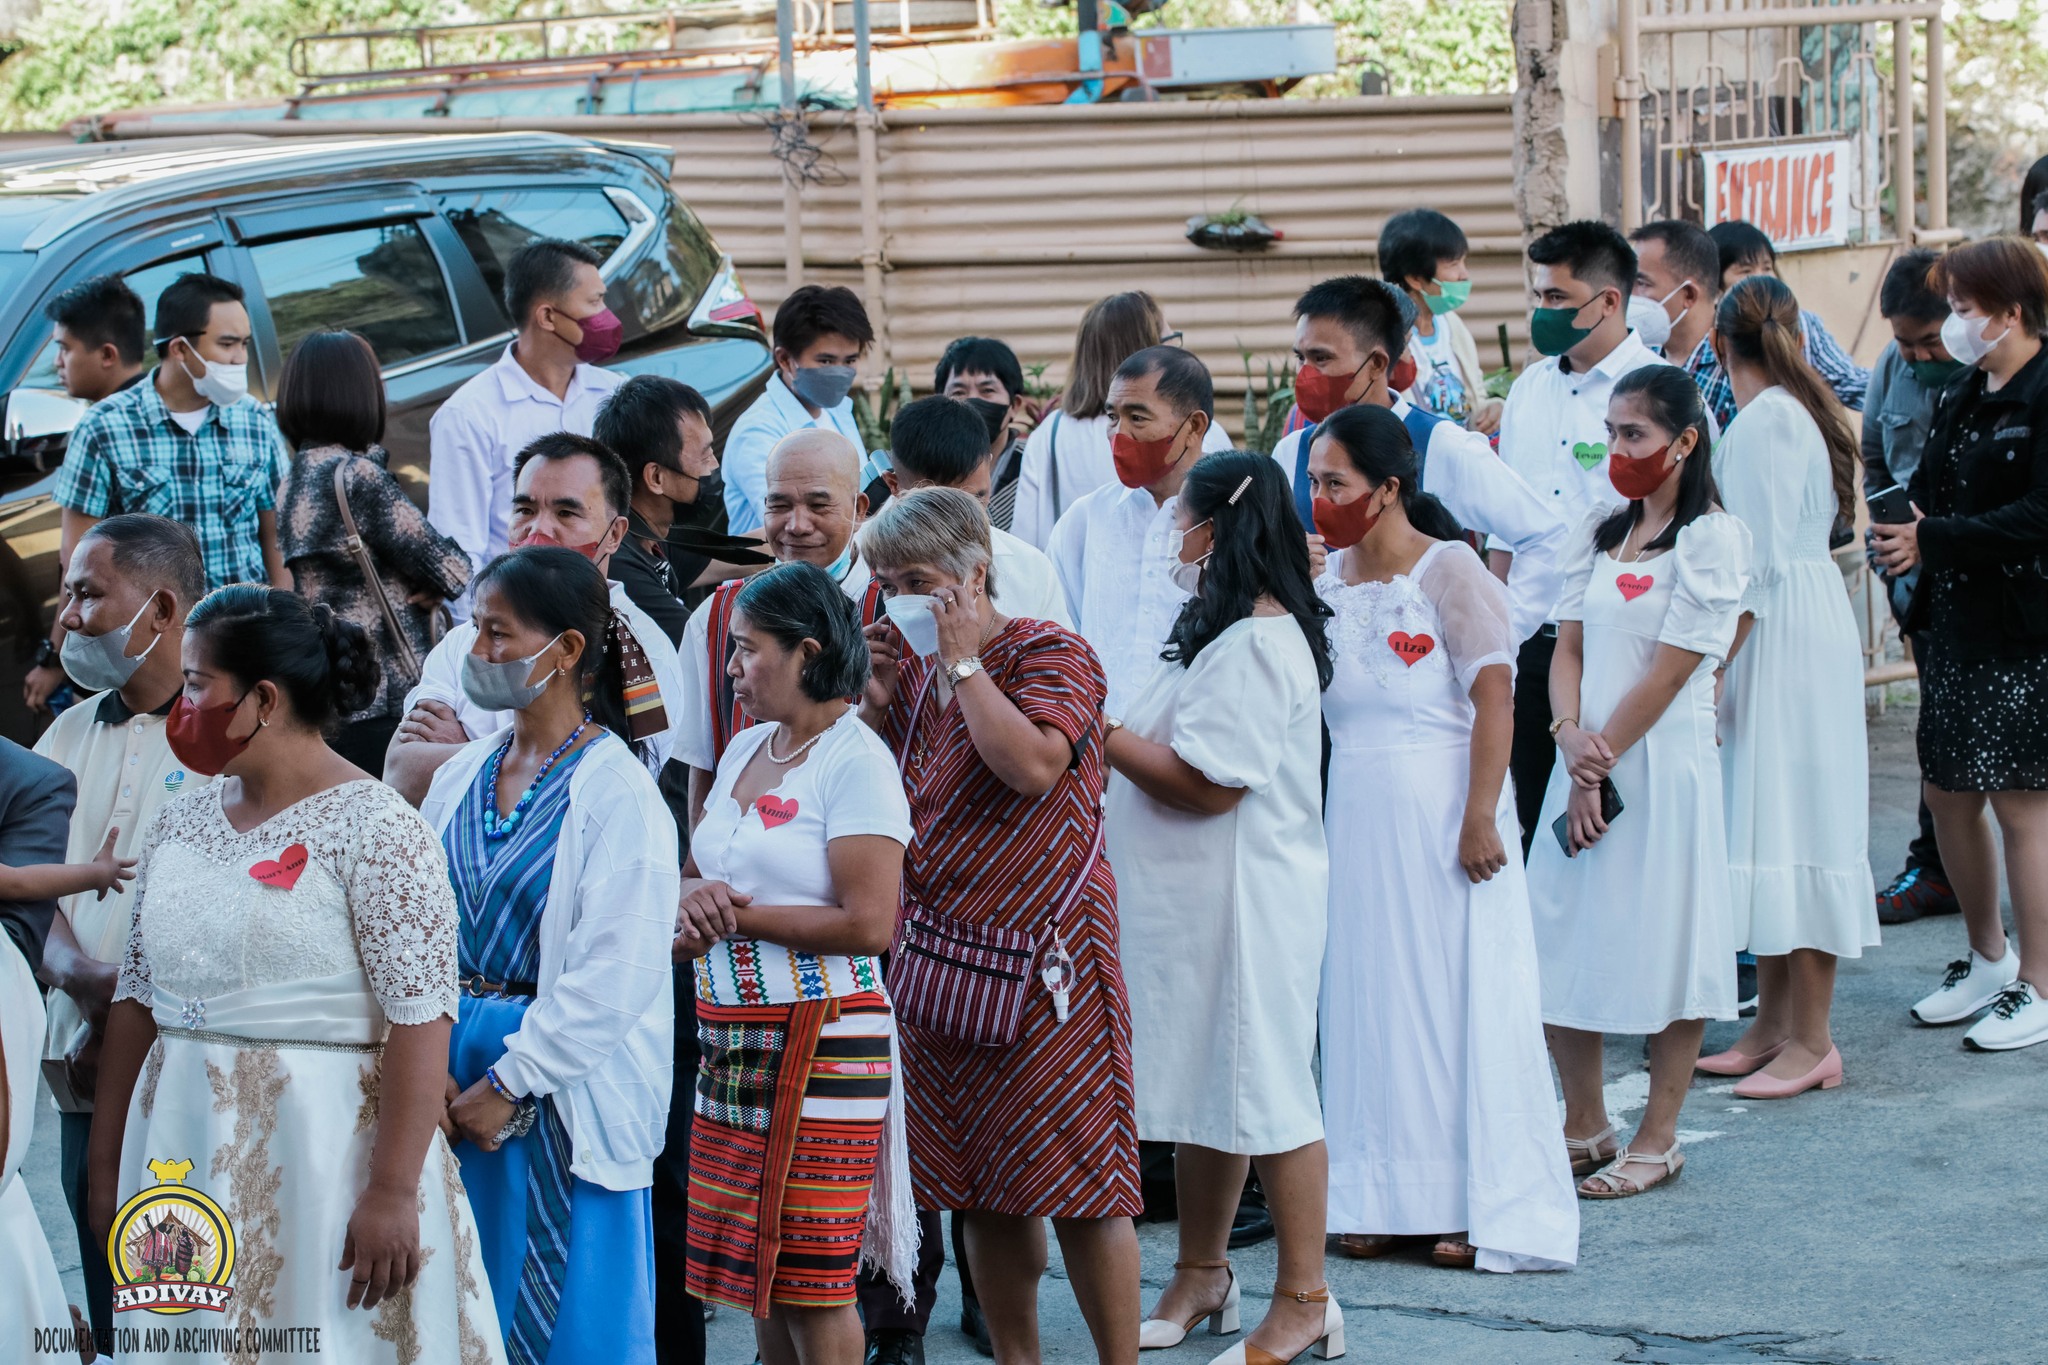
[1556,723,1615,788]
[339,1182,422,1310]
[448,1077,517,1153]
[930,586,983,665]
[1458,810,1507,883]
[1565,780,1610,855]
[863,621,901,712]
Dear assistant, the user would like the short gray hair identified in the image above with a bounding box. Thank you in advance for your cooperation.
[858,486,998,598]
[79,514,205,606]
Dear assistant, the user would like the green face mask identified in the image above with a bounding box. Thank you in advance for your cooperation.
[1530,298,1602,358]
[1908,356,1966,388]
[1424,279,1472,316]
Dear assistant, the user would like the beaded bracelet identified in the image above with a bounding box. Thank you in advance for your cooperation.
[484,1066,524,1105]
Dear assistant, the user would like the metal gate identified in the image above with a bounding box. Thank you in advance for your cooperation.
[1615,0,1956,246]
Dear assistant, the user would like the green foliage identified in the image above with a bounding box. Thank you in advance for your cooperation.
[1237,344,1296,457]
[1934,0,2048,236]
[852,367,907,454]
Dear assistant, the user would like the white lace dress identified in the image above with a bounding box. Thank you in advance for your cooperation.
[2,936,74,1358]
[1318,542,1578,1272]
[111,780,504,1365]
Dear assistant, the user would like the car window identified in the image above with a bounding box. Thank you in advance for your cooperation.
[249,221,461,368]
[443,188,630,321]
[17,253,206,391]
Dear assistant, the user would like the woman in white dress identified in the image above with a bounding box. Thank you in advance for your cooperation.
[89,587,503,1365]
[1105,452,1340,1365]
[1703,276,1878,1098]
[1307,404,1578,1272]
[3,928,77,1359]
[1527,367,1752,1200]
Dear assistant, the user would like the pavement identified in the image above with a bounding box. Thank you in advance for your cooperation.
[24,701,2048,1364]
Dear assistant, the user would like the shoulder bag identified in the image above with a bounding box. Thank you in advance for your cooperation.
[331,458,436,684]
[885,664,1104,1046]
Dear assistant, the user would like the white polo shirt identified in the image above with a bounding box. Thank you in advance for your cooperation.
[721,373,864,536]
[1493,330,1671,589]
[990,525,1072,629]
[403,578,683,775]
[1045,482,1196,718]
[426,343,625,593]
[33,688,213,1109]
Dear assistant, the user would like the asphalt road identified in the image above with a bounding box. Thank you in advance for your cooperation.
[25,702,2046,1364]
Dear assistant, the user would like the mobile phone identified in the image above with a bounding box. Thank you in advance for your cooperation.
[1867,484,1914,525]
[1552,776,1624,856]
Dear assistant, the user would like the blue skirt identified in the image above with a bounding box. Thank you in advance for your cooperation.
[451,994,656,1365]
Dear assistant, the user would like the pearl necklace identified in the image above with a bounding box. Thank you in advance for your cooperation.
[766,708,846,764]
[482,715,589,839]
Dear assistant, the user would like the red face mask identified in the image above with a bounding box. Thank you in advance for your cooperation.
[1312,490,1383,550]
[166,692,254,777]
[1294,357,1371,424]
[1389,351,1419,394]
[512,528,605,560]
[567,307,623,365]
[1607,443,1679,501]
[1110,418,1191,490]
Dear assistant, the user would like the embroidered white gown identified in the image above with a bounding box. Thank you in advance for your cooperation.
[1527,511,1752,1033]
[1713,388,1879,957]
[2,935,75,1358]
[111,781,504,1365]
[1317,541,1578,1272]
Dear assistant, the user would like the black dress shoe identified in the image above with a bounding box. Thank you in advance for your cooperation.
[960,1296,995,1357]
[1228,1204,1276,1249]
[866,1329,926,1365]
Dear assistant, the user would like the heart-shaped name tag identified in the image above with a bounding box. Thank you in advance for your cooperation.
[249,843,309,891]
[1387,631,1436,666]
[756,795,799,829]
[1573,441,1607,470]
[1616,573,1654,602]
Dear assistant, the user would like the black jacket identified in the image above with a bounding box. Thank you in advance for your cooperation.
[1906,343,2048,661]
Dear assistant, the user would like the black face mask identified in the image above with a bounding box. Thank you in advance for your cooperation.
[681,465,723,508]
[963,397,1012,446]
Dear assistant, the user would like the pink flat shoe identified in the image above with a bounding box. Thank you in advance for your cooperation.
[1732,1046,1843,1099]
[1694,1040,1786,1076]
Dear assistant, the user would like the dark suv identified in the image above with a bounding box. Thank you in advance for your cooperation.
[0,131,769,739]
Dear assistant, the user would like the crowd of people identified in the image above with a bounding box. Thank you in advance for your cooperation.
[3,193,2048,1365]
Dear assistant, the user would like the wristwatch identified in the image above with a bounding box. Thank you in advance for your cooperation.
[946,655,986,685]
[1103,716,1124,735]
[1548,716,1578,740]
[31,638,63,673]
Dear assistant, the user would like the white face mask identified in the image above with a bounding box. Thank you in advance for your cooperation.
[1941,310,2011,368]
[1628,294,1673,351]
[1165,519,1212,595]
[175,340,249,408]
[883,593,942,658]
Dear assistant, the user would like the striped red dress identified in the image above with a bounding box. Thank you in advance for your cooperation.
[882,617,1143,1217]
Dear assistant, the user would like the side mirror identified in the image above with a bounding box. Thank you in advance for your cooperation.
[3,386,91,475]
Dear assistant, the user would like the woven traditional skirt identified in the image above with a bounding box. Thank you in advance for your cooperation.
[685,991,892,1315]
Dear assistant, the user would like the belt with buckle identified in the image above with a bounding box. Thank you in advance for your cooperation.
[462,975,537,998]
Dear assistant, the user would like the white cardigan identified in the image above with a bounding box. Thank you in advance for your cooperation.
[422,730,680,1190]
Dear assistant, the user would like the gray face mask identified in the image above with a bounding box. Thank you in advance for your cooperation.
[789,364,858,410]
[60,596,161,695]
[460,633,563,713]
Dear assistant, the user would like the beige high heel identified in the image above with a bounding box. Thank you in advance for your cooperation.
[1138,1259,1240,1350]
[1204,1285,1344,1364]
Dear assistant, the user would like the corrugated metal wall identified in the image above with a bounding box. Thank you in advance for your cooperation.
[639,95,1523,436]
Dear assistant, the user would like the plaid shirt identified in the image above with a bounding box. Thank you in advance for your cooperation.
[53,372,290,588]
[1684,308,1869,430]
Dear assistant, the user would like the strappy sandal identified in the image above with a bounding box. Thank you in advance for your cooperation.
[1563,1123,1619,1178]
[1138,1259,1239,1350]
[1204,1284,1344,1364]
[1430,1236,1476,1269]
[1332,1234,1397,1259]
[1578,1142,1684,1200]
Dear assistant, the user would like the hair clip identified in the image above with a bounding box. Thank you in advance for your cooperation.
[1227,475,1253,505]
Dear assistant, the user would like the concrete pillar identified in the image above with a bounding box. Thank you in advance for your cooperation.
[1512,0,1621,235]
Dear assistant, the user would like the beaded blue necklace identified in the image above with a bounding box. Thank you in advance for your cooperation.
[482,714,590,840]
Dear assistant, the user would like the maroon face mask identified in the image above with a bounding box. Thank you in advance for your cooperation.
[568,307,623,364]
[165,692,254,777]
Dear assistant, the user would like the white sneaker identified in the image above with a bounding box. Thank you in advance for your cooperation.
[1965,982,2048,1051]
[1910,946,2020,1024]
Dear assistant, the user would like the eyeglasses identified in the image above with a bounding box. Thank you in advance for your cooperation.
[1159,330,1184,348]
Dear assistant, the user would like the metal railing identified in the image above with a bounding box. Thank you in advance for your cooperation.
[1615,0,1952,243]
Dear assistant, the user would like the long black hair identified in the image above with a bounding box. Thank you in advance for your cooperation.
[472,546,639,755]
[1593,366,1721,555]
[185,585,378,728]
[1314,404,1465,542]
[734,561,871,701]
[1163,451,1335,690]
